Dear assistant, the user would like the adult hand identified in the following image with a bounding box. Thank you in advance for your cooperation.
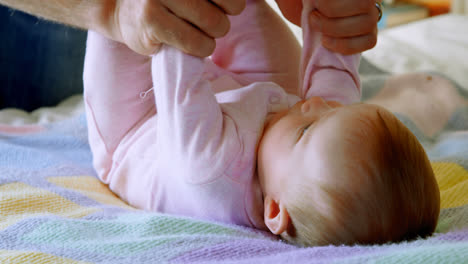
[275,0,380,55]
[111,0,246,57]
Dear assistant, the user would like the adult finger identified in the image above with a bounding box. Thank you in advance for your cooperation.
[163,0,231,39]
[275,0,303,27]
[211,0,246,15]
[155,7,216,57]
[322,27,378,55]
[312,12,379,38]
[315,0,374,18]
[113,0,164,56]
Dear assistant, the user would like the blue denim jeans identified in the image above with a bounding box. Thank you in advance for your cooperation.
[0,6,87,111]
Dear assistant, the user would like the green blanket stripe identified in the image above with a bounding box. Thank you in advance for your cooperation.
[21,213,274,258]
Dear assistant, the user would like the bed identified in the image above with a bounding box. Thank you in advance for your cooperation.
[1,10,468,264]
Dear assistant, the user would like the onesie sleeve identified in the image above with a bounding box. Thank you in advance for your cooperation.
[299,2,361,104]
[152,46,241,184]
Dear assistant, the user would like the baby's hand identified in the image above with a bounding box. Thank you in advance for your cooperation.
[111,0,246,57]
[276,0,380,55]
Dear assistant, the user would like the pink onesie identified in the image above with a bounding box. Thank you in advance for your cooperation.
[83,0,360,230]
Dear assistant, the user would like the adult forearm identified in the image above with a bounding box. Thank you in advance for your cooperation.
[0,0,115,37]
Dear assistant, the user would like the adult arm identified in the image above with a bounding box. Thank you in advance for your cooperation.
[0,0,246,57]
[0,0,111,36]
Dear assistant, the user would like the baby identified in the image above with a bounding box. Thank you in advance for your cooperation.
[83,0,440,246]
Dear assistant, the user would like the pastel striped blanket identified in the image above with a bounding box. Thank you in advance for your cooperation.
[1,59,468,263]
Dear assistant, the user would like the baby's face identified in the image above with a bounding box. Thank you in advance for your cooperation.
[257,97,381,197]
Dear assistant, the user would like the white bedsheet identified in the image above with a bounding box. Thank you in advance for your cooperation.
[363,14,468,88]
[0,95,84,125]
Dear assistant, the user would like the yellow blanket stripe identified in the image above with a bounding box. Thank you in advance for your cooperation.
[0,250,91,264]
[48,176,135,210]
[0,182,98,230]
[1,163,467,233]
[432,162,468,209]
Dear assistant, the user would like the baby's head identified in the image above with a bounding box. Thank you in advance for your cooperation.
[257,97,440,246]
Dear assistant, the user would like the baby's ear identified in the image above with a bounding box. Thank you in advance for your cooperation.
[264,196,290,235]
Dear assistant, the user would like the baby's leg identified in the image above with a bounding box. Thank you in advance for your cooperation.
[211,0,301,95]
[83,31,154,156]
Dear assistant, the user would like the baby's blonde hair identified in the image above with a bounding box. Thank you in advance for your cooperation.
[282,107,440,246]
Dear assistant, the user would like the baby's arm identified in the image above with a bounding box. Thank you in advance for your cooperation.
[299,2,361,104]
[83,31,154,159]
[152,47,240,183]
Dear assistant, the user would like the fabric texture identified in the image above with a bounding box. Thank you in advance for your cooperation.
[1,58,468,263]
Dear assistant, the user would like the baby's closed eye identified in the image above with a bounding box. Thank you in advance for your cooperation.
[299,124,312,140]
